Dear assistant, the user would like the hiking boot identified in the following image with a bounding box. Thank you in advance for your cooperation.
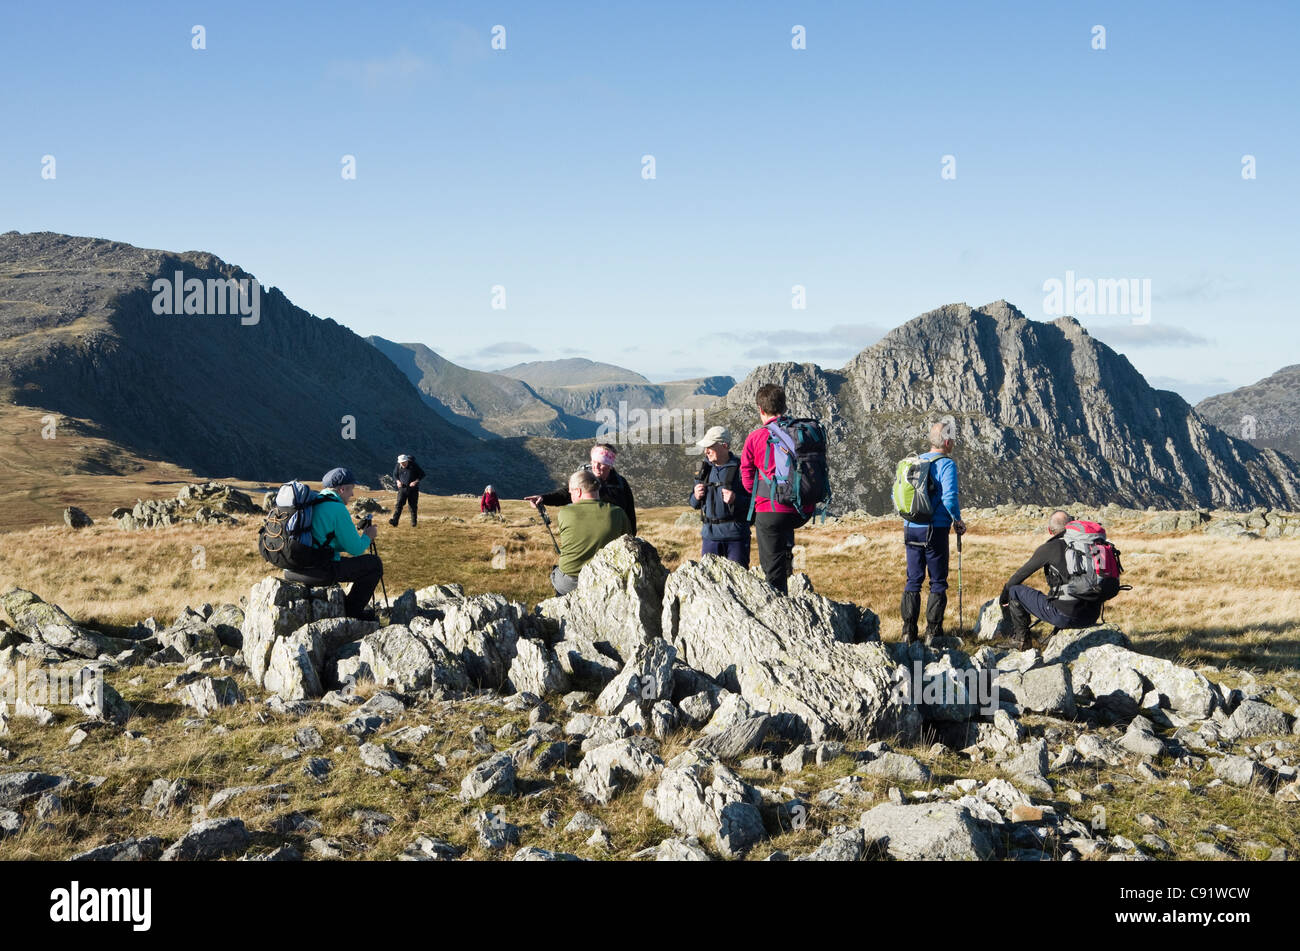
[388,516,398,527]
[900,591,921,643]
[924,591,947,645]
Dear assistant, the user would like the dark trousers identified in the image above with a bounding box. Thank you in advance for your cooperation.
[290,554,383,618]
[702,536,751,568]
[1007,584,1099,633]
[393,487,419,525]
[755,511,801,595]
[904,524,950,594]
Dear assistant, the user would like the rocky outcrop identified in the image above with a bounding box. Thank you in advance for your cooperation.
[661,557,917,742]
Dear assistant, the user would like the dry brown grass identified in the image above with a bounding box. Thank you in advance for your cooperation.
[1,488,1296,861]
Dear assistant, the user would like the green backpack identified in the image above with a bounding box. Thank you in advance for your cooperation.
[892,455,938,522]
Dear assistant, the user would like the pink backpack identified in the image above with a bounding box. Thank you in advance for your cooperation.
[1057,520,1125,602]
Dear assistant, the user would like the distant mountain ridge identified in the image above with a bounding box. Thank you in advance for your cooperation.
[0,232,548,494]
[1195,365,1300,464]
[617,301,1300,511]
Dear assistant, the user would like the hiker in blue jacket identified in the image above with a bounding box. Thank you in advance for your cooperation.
[901,421,967,644]
[688,426,752,567]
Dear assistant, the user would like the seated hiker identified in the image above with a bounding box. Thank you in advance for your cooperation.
[291,467,384,619]
[549,468,632,595]
[689,425,752,567]
[389,454,424,527]
[480,484,501,514]
[526,443,637,535]
[1000,510,1100,649]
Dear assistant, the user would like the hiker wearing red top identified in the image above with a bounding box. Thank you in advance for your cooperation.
[480,485,501,514]
[740,384,805,595]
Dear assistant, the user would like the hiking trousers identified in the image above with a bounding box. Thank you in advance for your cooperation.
[289,554,383,619]
[755,511,802,595]
[702,536,751,568]
[393,487,419,525]
[904,524,950,594]
[1006,584,1099,634]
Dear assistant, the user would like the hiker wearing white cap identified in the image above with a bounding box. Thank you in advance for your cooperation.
[526,443,636,534]
[689,425,752,567]
[389,454,425,527]
[480,484,501,515]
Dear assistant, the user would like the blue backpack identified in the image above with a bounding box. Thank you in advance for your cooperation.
[746,416,831,521]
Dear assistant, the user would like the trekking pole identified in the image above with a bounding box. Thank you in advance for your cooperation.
[535,503,561,555]
[357,514,389,611]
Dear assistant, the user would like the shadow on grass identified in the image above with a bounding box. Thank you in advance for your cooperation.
[1132,621,1300,671]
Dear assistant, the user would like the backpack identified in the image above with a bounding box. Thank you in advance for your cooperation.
[257,481,336,570]
[746,416,830,521]
[892,454,939,522]
[1055,520,1127,603]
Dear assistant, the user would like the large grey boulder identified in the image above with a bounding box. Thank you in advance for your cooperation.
[426,594,524,688]
[995,663,1076,718]
[1225,700,1292,738]
[572,739,663,804]
[972,599,1005,642]
[178,676,242,716]
[507,638,571,697]
[643,749,766,859]
[73,676,132,725]
[1042,626,1131,664]
[595,638,676,715]
[536,536,669,662]
[240,577,344,684]
[1,589,134,658]
[359,623,470,693]
[63,506,94,529]
[71,837,165,861]
[460,752,517,800]
[1211,755,1275,788]
[553,635,621,692]
[160,818,250,861]
[263,631,323,700]
[859,801,998,860]
[1071,644,1217,720]
[661,557,918,742]
[0,771,68,808]
[797,827,867,861]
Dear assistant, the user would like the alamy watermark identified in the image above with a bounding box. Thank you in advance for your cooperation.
[151,271,260,325]
[594,401,707,448]
[1,661,103,706]
[1042,270,1151,325]
[891,660,999,717]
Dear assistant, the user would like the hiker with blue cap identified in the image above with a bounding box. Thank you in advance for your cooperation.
[298,467,384,618]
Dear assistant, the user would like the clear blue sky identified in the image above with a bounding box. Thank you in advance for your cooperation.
[4,1,1296,400]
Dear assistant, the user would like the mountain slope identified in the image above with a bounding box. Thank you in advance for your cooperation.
[366,336,588,439]
[499,357,648,388]
[1195,365,1300,463]
[0,232,549,494]
[623,301,1300,511]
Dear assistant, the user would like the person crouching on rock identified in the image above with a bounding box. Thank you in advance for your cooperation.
[689,425,752,567]
[549,468,632,595]
[298,467,383,619]
[1000,510,1101,649]
[389,453,424,527]
[480,484,501,515]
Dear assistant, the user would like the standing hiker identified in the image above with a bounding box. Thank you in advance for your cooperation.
[480,484,501,515]
[389,454,424,527]
[549,468,632,595]
[896,421,966,644]
[740,384,822,595]
[689,425,752,567]
[526,443,637,535]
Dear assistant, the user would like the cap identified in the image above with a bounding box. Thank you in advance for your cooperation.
[322,467,355,488]
[693,425,732,452]
[397,454,412,463]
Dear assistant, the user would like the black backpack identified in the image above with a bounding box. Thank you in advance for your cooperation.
[257,481,336,570]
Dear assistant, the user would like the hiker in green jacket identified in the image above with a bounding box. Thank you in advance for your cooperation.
[550,468,632,595]
[306,467,383,618]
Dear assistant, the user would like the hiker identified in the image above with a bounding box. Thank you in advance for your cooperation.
[689,425,752,566]
[297,468,383,619]
[480,484,501,514]
[899,421,967,644]
[526,443,637,534]
[1000,510,1108,649]
[549,468,632,595]
[390,454,424,527]
[740,384,803,594]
